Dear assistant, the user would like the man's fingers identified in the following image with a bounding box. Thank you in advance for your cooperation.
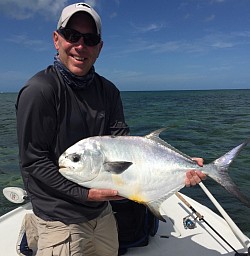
[192,157,204,167]
[88,189,120,201]
[185,170,206,187]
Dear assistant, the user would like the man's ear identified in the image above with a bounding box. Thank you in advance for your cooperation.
[53,31,59,51]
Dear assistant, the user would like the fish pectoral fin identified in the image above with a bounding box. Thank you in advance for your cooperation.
[103,161,133,174]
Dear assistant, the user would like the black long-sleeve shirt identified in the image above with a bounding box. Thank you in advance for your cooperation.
[16,65,129,224]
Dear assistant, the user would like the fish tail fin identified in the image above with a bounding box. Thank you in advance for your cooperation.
[205,139,250,207]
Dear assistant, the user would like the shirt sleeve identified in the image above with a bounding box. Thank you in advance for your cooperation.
[16,79,89,204]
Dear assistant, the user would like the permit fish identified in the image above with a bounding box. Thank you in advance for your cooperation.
[59,129,250,221]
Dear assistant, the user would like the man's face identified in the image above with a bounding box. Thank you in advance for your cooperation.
[53,12,103,76]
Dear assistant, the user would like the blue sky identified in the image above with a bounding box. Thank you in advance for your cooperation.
[0,0,250,92]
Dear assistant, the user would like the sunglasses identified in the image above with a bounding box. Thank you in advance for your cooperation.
[57,28,101,46]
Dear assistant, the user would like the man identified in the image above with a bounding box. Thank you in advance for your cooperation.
[16,3,205,255]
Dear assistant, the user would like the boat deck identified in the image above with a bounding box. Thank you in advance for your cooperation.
[0,193,249,255]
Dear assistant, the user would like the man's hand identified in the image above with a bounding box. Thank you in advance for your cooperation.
[185,158,206,187]
[87,188,124,201]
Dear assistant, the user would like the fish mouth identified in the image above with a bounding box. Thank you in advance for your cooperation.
[58,166,69,173]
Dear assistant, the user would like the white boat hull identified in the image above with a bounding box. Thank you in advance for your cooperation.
[0,193,249,255]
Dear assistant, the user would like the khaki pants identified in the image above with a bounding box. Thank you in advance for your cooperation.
[24,203,118,256]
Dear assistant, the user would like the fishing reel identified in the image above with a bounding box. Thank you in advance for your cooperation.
[183,215,197,230]
[3,187,28,204]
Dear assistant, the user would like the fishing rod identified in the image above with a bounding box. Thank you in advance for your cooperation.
[175,192,249,256]
[199,182,250,249]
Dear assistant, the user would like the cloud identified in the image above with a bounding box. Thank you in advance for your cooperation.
[0,70,27,81]
[0,0,68,20]
[6,34,51,51]
[110,12,118,19]
[184,13,191,20]
[211,0,225,3]
[0,0,112,21]
[205,14,215,22]
[108,29,250,58]
[84,0,97,8]
[131,22,166,33]
[210,41,233,48]
[102,67,207,91]
[0,70,30,92]
[233,31,250,38]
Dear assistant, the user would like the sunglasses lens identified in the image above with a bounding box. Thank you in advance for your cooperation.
[58,29,100,46]
[61,29,81,43]
[83,34,101,46]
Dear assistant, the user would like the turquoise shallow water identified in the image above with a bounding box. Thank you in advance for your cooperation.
[0,90,250,237]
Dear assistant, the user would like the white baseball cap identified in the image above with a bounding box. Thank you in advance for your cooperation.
[57,3,102,35]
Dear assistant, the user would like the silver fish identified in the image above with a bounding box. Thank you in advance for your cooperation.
[59,129,250,221]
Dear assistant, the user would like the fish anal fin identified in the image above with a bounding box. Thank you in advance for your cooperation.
[104,161,132,174]
[146,196,172,222]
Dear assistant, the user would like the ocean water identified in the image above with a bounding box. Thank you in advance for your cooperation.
[0,90,250,237]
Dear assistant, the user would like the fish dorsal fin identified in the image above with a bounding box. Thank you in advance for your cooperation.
[145,128,195,162]
[145,128,167,139]
[104,161,133,174]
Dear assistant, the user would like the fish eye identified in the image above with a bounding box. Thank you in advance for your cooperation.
[71,153,81,163]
